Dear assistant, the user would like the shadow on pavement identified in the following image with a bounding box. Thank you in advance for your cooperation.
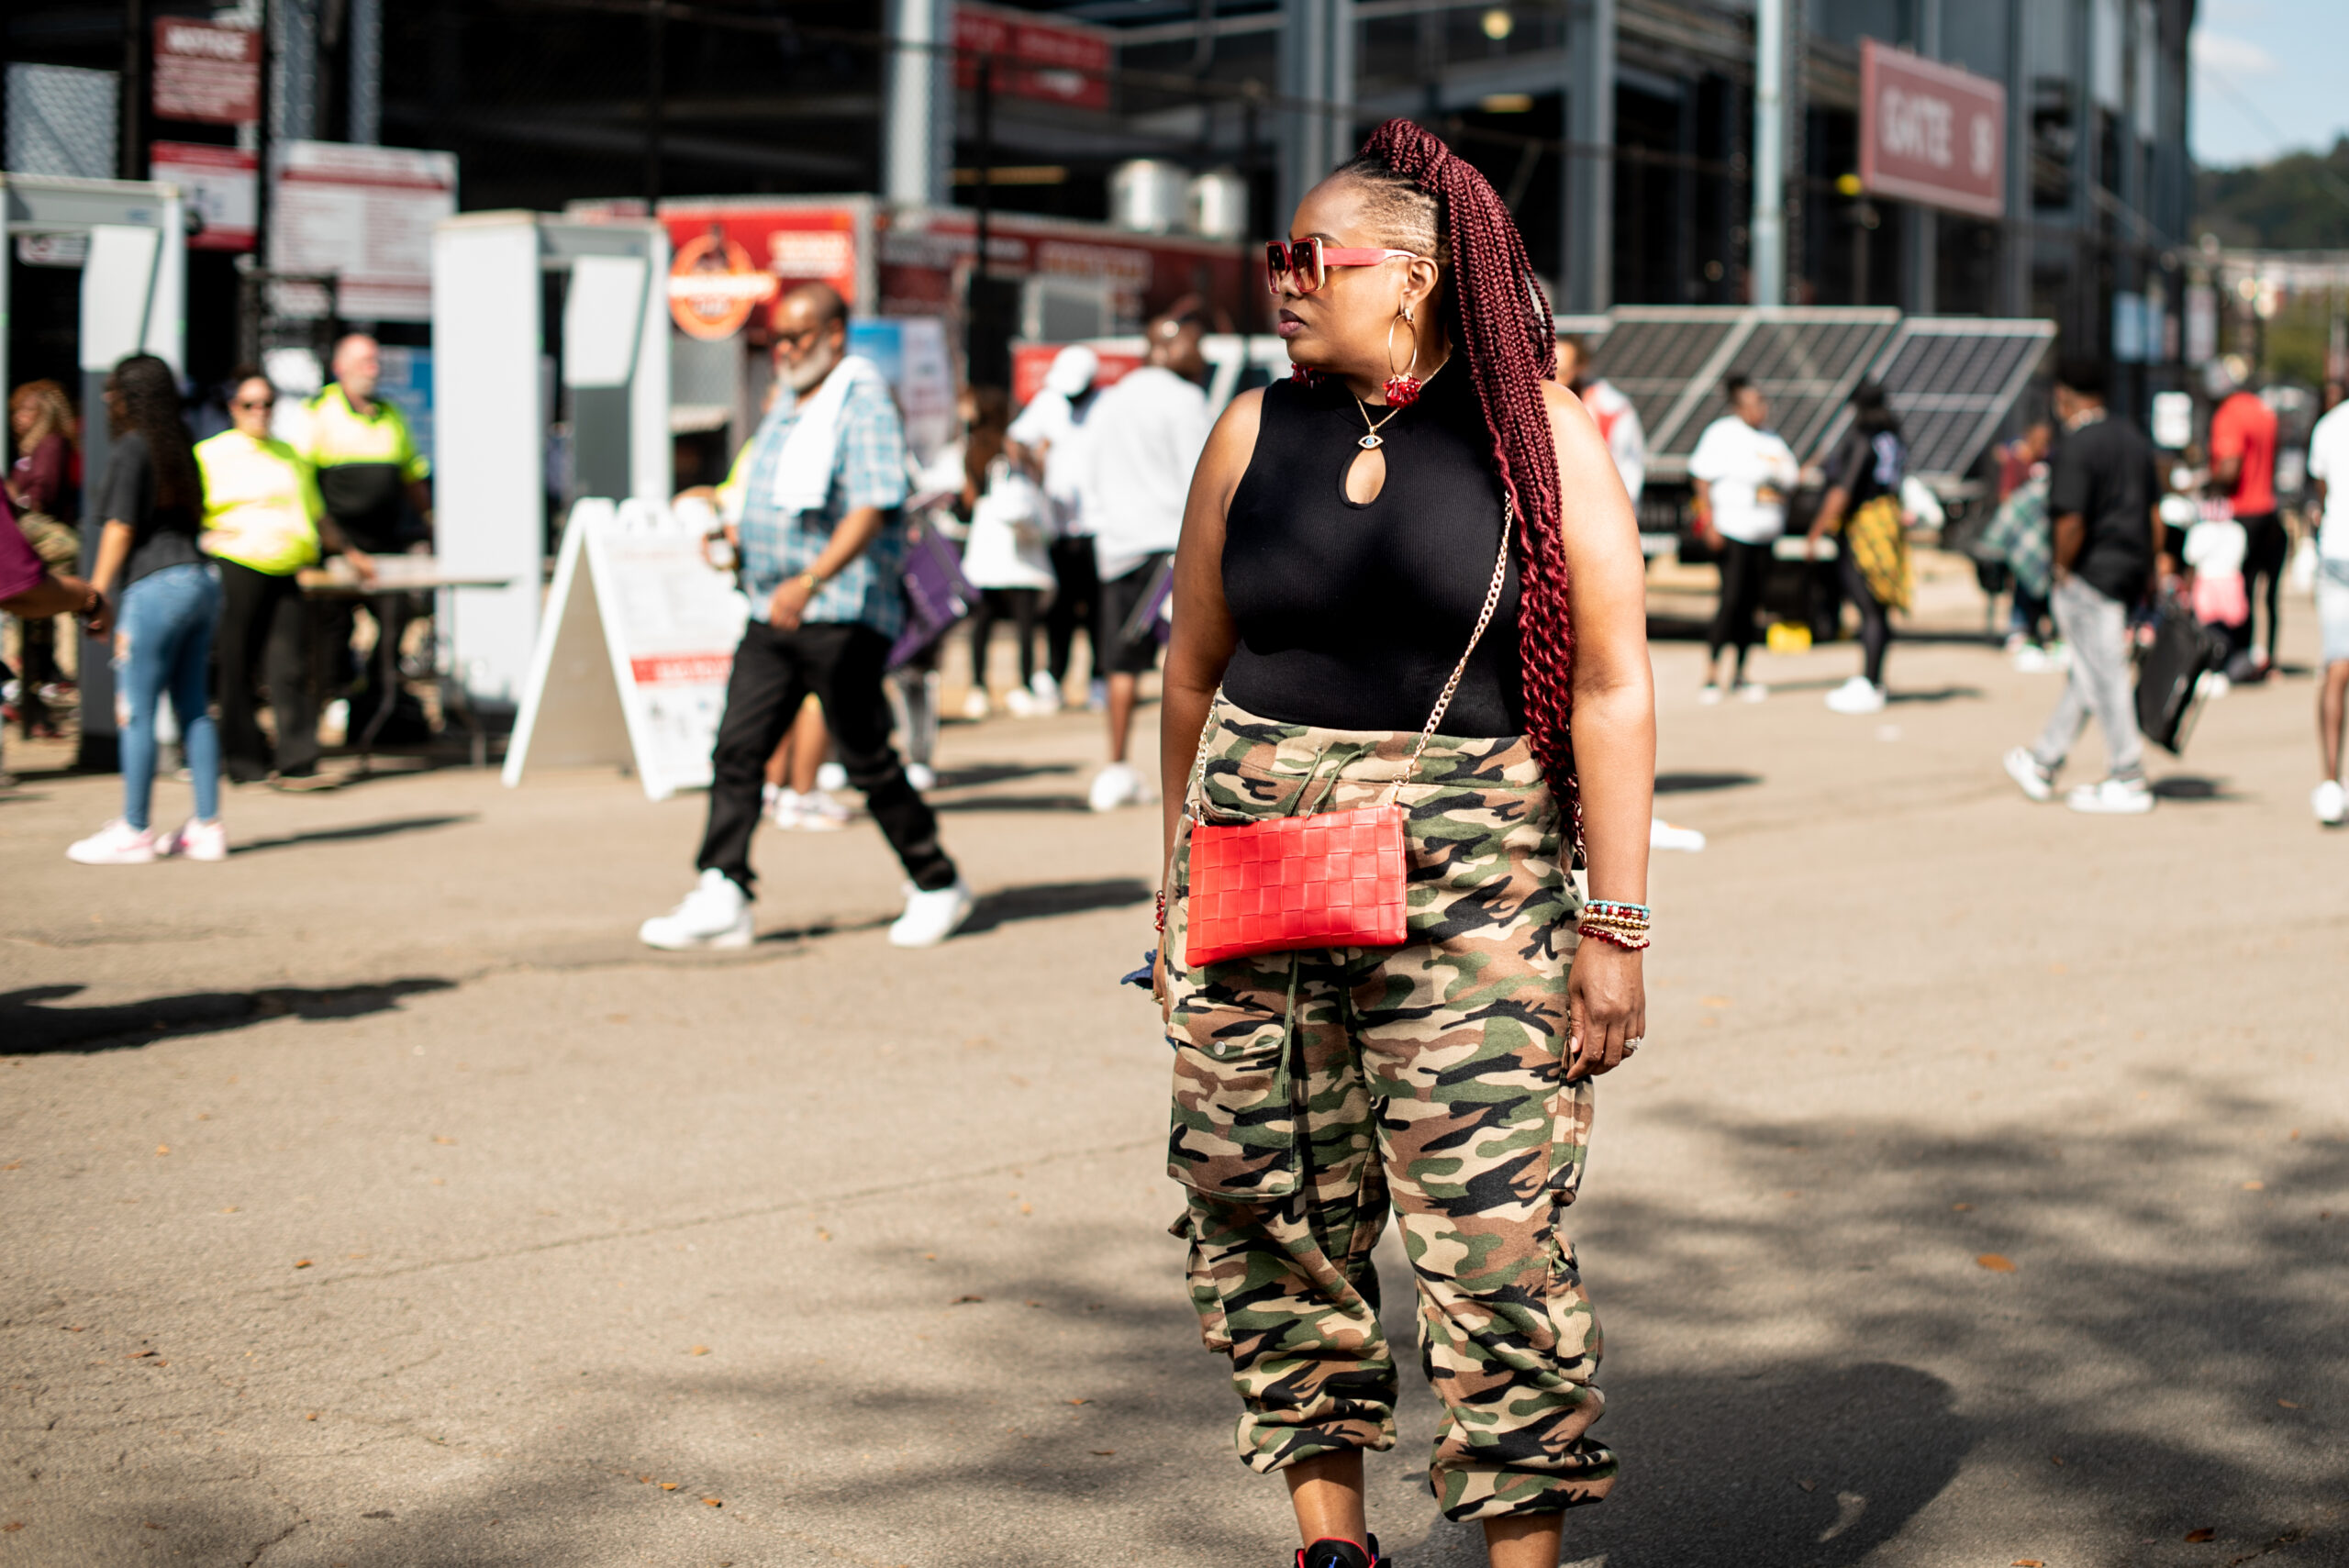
[930,761,1076,791]
[231,813,478,855]
[0,978,459,1054]
[1655,772,1762,795]
[2151,773,2235,801]
[931,791,1092,814]
[1883,684,1985,705]
[961,877,1151,936]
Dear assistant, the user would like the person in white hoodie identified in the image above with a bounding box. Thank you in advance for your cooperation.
[1074,308,1213,811]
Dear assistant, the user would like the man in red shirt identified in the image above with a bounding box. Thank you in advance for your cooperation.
[2209,371,2285,671]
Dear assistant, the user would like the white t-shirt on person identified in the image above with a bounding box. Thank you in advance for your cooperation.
[1076,365,1211,583]
[2305,401,2349,560]
[1687,415,1800,545]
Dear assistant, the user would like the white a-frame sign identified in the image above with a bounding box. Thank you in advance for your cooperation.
[503,498,748,800]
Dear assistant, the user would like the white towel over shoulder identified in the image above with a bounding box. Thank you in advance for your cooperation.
[770,354,885,514]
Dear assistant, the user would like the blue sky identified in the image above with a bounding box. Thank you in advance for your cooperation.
[2193,0,2349,167]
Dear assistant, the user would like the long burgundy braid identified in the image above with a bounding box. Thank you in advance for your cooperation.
[1335,120,1579,816]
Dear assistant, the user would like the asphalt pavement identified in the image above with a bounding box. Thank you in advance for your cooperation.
[3,585,2343,1568]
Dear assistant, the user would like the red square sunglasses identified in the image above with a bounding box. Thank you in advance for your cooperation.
[1264,237,1428,295]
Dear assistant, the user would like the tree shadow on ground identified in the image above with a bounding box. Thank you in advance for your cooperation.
[16,1094,2341,1567]
[0,978,458,1054]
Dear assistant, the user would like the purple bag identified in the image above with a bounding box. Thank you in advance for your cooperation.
[888,524,976,670]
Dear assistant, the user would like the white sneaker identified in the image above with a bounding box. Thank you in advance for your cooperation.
[796,789,851,831]
[906,762,938,792]
[1027,671,1063,712]
[816,761,848,793]
[1650,817,1708,852]
[768,785,802,829]
[2198,671,2232,701]
[2315,778,2347,827]
[166,817,228,862]
[1697,684,1722,706]
[1825,676,1887,715]
[1088,761,1142,812]
[1735,683,1768,703]
[638,868,753,950]
[67,819,162,865]
[2003,747,2054,803]
[889,877,974,948]
[2066,776,2155,816]
[961,688,992,721]
[1003,686,1042,718]
[2013,644,2052,673]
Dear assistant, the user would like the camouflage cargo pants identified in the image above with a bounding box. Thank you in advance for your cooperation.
[1163,698,1616,1523]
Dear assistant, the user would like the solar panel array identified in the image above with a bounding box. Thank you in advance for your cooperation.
[1831,318,2057,483]
[1579,307,1899,480]
[1556,306,2046,490]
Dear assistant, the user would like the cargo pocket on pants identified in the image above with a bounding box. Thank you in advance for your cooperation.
[1167,950,1303,1201]
[1168,1208,1234,1354]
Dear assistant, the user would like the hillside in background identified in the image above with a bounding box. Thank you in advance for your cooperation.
[2197,140,2349,249]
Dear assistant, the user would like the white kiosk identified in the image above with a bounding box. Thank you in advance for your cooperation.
[0,174,187,769]
[428,212,670,715]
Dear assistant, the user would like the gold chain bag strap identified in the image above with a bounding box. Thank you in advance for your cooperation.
[1183,499,1515,967]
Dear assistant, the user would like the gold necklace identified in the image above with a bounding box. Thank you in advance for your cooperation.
[1349,359,1444,450]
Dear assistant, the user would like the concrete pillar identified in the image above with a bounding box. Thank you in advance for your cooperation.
[1277,0,1351,226]
[1751,0,1787,306]
[1901,0,1942,314]
[885,0,952,207]
[1563,0,1615,312]
[349,0,381,143]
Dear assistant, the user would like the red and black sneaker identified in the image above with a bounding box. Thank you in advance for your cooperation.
[1297,1537,1392,1568]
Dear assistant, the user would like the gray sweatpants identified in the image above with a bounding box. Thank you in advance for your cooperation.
[2032,574,2144,782]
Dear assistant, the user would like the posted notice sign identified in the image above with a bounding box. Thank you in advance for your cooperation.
[504,498,748,801]
[151,141,256,251]
[151,17,260,126]
[273,140,458,322]
[1859,39,2006,219]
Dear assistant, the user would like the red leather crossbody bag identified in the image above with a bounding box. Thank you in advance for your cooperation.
[1183,501,1514,968]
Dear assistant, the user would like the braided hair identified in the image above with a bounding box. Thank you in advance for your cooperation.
[1333,120,1578,805]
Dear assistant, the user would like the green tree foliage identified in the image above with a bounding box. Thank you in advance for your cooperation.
[2197,139,2349,249]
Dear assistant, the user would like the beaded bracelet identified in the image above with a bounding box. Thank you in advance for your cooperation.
[1577,923,1651,952]
[1154,890,1168,932]
[1583,899,1652,923]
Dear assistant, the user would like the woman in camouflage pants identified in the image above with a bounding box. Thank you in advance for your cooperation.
[1150,121,1655,1568]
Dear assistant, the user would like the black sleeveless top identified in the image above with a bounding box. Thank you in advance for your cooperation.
[1221,363,1524,736]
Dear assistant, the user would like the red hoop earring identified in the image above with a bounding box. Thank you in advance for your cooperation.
[1289,363,1322,386]
[1383,308,1423,407]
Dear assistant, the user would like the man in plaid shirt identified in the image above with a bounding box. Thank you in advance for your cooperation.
[640,284,971,951]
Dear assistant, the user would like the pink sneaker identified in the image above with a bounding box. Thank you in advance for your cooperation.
[166,817,228,862]
[66,819,162,865]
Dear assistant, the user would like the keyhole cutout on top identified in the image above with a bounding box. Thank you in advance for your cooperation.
[1343,441,1387,505]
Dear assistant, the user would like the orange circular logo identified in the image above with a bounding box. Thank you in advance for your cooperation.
[667,234,780,340]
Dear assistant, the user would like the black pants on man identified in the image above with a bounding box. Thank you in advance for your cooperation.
[696,620,957,895]
[2240,510,2287,661]
[216,558,320,781]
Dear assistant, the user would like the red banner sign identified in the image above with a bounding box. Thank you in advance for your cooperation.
[151,18,261,126]
[952,3,1111,112]
[1858,39,2006,220]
